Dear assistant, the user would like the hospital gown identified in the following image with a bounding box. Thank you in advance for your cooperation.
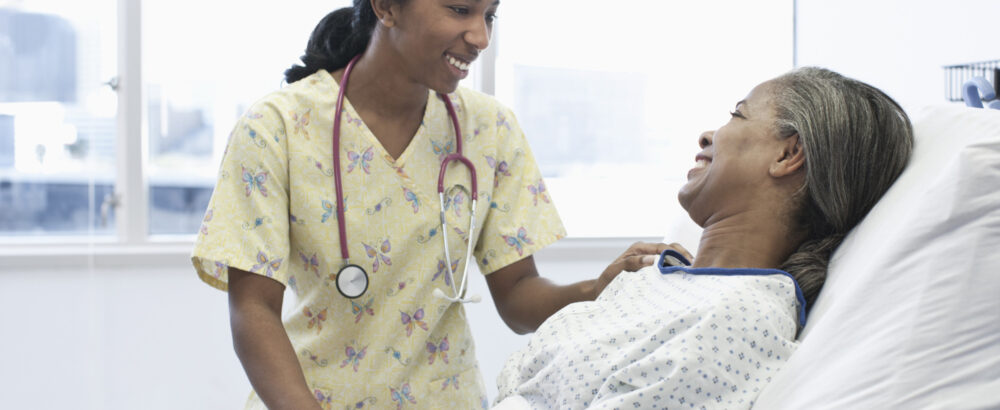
[495,265,804,410]
[192,69,565,409]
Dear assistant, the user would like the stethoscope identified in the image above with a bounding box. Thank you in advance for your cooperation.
[332,54,481,304]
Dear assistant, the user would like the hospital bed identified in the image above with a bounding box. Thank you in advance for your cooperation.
[751,102,1000,408]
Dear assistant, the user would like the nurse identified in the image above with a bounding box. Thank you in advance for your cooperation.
[191,0,676,409]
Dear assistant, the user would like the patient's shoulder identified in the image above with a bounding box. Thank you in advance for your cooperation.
[633,270,801,336]
[706,274,801,335]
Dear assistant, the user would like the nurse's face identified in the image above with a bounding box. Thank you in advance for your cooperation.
[386,0,498,93]
[678,81,787,226]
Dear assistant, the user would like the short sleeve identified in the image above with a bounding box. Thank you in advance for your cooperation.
[474,105,566,274]
[191,100,292,291]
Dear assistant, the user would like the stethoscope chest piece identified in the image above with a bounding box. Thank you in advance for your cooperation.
[335,264,369,299]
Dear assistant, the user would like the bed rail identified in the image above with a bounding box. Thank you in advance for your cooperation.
[943,59,1000,102]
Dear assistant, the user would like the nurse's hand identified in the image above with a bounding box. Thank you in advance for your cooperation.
[593,242,693,298]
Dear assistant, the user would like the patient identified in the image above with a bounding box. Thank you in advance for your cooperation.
[494,67,914,409]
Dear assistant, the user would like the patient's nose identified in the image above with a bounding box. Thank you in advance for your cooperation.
[699,131,714,148]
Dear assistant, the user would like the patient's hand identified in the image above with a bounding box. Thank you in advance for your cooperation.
[593,242,693,298]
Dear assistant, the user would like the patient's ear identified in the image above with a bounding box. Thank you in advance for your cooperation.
[770,133,805,177]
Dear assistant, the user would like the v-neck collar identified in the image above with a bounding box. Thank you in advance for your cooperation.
[323,69,436,167]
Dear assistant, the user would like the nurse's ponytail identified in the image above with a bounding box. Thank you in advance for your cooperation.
[772,67,913,310]
[284,0,382,84]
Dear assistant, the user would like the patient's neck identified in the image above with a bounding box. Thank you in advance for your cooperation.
[693,209,803,270]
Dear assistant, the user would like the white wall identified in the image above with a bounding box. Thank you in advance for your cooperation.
[0,239,665,409]
[796,0,999,113]
[0,259,248,409]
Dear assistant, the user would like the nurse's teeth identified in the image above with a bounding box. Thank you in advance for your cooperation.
[694,159,709,168]
[447,56,469,71]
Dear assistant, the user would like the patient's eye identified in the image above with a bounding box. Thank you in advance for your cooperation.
[730,110,746,119]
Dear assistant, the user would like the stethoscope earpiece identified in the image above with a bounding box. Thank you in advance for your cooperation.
[433,287,482,304]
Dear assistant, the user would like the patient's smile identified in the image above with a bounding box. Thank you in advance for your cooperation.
[688,154,712,180]
[694,155,711,168]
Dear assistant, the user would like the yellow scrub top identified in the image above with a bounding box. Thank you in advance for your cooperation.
[192,69,565,409]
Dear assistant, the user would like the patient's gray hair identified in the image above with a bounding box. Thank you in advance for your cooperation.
[771,67,914,308]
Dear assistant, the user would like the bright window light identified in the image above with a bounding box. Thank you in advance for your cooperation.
[493,0,793,239]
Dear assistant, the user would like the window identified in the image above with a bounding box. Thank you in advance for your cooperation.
[0,1,118,237]
[1,0,793,244]
[142,1,352,235]
[493,0,794,237]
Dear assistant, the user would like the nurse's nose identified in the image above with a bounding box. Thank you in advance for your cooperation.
[698,131,714,149]
[465,15,491,51]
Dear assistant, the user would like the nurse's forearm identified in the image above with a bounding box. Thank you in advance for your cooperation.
[486,256,597,334]
[487,243,673,334]
[505,276,597,334]
[229,269,321,410]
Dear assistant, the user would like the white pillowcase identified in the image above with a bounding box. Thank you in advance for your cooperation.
[753,104,1000,409]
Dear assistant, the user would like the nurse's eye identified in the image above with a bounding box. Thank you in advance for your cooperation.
[485,12,498,24]
[448,6,470,15]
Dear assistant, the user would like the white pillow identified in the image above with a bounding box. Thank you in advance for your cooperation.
[753,104,1000,409]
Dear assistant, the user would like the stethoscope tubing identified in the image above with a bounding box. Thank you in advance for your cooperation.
[331,54,479,303]
[440,192,477,301]
[332,55,357,263]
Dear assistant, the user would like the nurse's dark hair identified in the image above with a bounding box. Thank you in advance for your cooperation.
[772,67,913,308]
[284,0,404,84]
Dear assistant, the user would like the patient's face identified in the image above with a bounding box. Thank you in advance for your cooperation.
[678,81,785,226]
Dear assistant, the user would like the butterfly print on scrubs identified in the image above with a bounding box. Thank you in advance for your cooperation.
[502,227,534,257]
[485,155,510,187]
[290,108,311,139]
[426,336,450,365]
[251,251,282,277]
[351,297,375,323]
[527,180,549,206]
[341,344,367,372]
[390,383,417,409]
[199,209,212,235]
[299,251,320,277]
[362,238,392,273]
[401,308,428,337]
[303,306,327,333]
[347,146,374,174]
[433,258,461,286]
[241,166,268,197]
